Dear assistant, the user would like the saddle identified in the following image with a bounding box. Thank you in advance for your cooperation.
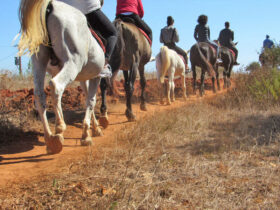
[88,27,106,53]
[117,17,152,46]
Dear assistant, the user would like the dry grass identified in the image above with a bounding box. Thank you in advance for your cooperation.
[1,101,280,209]
[1,69,280,209]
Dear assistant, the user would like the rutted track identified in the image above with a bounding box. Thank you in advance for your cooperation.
[0,78,229,187]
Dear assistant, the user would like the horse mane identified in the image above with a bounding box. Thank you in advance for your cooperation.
[160,46,171,83]
[18,0,51,56]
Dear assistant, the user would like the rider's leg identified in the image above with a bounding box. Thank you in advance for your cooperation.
[86,9,117,61]
[231,45,239,64]
[128,13,153,42]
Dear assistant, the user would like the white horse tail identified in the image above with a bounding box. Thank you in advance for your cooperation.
[160,46,170,83]
[18,0,51,56]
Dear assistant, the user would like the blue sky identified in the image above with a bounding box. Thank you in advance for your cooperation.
[0,0,279,73]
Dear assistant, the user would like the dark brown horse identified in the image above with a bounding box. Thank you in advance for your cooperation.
[190,42,216,96]
[99,19,152,125]
[216,46,235,89]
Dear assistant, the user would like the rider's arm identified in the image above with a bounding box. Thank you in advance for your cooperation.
[173,28,179,43]
[194,25,198,41]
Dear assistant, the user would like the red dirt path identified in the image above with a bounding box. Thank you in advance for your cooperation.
[0,78,227,188]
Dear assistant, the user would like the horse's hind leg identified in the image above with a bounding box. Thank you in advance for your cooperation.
[181,72,187,100]
[124,65,137,121]
[139,64,147,111]
[99,78,109,129]
[200,70,206,97]
[192,65,197,95]
[80,77,102,146]
[215,64,221,91]
[33,46,63,154]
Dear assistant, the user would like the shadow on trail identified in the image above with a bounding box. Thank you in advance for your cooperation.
[177,113,280,157]
[0,154,53,165]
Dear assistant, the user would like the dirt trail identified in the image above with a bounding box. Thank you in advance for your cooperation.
[0,84,228,188]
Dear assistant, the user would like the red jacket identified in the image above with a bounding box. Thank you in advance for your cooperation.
[116,0,144,18]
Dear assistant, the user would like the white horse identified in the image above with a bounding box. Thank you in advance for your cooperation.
[18,0,110,154]
[156,46,187,105]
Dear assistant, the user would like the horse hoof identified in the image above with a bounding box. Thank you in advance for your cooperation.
[99,116,109,129]
[46,134,64,154]
[92,127,103,137]
[140,103,147,111]
[160,101,165,105]
[81,137,93,146]
[167,101,171,105]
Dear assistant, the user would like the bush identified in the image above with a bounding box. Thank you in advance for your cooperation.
[259,42,280,67]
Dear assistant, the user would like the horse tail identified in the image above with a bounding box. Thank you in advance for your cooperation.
[196,43,215,77]
[18,0,51,56]
[160,46,170,83]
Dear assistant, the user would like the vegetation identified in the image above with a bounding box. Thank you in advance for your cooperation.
[0,66,280,208]
[259,42,280,67]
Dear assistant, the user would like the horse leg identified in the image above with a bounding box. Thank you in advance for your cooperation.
[33,46,63,154]
[200,70,206,97]
[215,64,221,91]
[99,78,109,129]
[192,65,197,95]
[227,64,233,88]
[170,69,176,102]
[166,76,172,105]
[49,60,79,148]
[139,64,147,111]
[181,71,187,100]
[81,77,102,146]
[124,66,137,121]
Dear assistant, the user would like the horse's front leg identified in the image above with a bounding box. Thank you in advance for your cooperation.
[167,79,172,105]
[139,64,147,111]
[81,77,102,146]
[124,64,137,121]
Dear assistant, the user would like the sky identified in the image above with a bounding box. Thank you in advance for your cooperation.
[0,0,279,74]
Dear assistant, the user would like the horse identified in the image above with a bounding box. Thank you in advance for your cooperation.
[99,19,152,123]
[190,42,216,96]
[155,46,187,105]
[18,0,110,154]
[216,46,235,89]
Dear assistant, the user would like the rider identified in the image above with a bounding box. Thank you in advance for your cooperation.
[55,0,117,71]
[218,21,239,65]
[160,16,189,70]
[194,14,222,63]
[116,0,152,42]
[263,35,274,49]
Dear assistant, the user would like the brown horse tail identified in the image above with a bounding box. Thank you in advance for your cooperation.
[196,43,215,77]
[160,46,170,83]
[18,0,51,56]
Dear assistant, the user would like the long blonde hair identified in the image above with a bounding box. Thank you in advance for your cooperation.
[18,0,51,56]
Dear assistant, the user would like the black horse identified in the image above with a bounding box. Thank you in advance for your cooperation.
[99,19,152,127]
[216,46,235,89]
[190,42,217,96]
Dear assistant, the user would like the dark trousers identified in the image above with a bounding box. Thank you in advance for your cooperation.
[86,9,118,60]
[229,45,238,61]
[117,13,153,42]
[165,42,188,64]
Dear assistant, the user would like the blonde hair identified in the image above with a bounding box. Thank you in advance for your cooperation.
[18,0,51,56]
